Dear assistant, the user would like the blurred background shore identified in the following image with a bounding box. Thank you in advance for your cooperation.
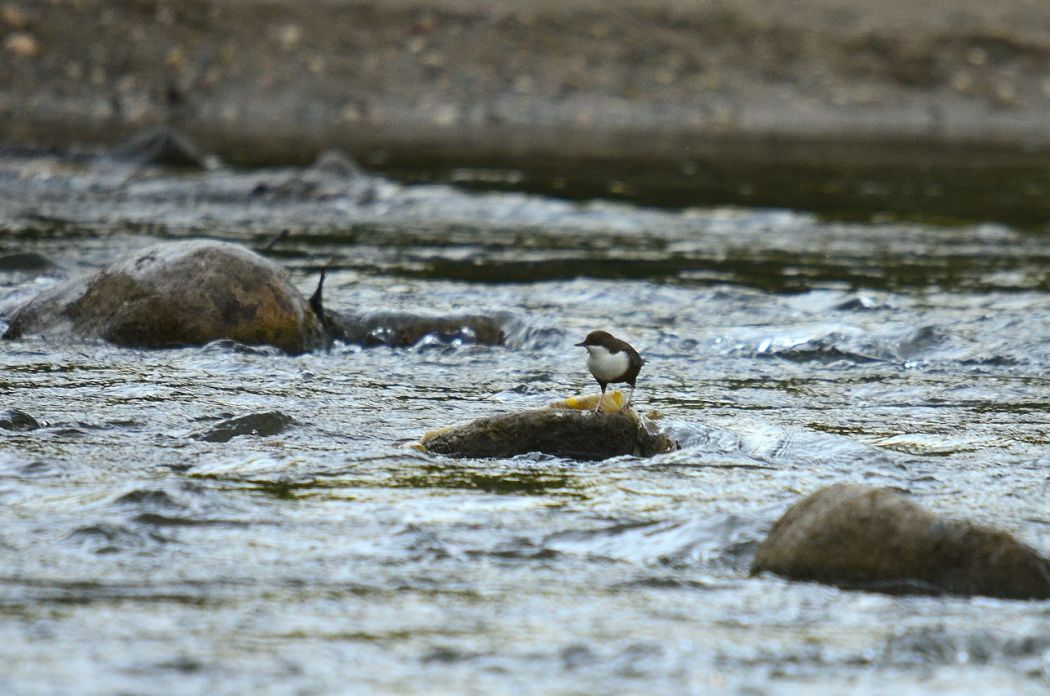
[4,0,1050,221]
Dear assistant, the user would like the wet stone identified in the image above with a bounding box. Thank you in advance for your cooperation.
[0,409,40,431]
[421,406,675,461]
[326,309,514,348]
[193,411,295,443]
[751,483,1050,600]
[0,252,55,272]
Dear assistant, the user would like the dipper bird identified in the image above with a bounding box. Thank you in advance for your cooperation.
[575,330,645,412]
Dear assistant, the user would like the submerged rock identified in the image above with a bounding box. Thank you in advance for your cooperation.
[421,394,676,461]
[0,409,40,431]
[298,267,516,349]
[193,411,295,443]
[751,483,1050,600]
[2,240,328,353]
[0,252,55,272]
[109,127,207,169]
[326,308,513,348]
[310,149,364,178]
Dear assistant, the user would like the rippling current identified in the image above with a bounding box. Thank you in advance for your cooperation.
[1,154,1048,694]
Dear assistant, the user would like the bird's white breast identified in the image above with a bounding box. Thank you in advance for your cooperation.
[585,345,630,381]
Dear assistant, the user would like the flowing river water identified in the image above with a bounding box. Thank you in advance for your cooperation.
[0,152,1048,694]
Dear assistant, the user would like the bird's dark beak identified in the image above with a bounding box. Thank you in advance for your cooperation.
[574,341,586,347]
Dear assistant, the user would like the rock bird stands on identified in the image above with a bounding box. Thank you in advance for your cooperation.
[575,330,645,412]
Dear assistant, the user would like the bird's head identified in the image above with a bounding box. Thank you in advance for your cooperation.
[575,330,615,353]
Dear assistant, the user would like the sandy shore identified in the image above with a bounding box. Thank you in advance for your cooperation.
[4,0,1050,227]
[4,1,1050,161]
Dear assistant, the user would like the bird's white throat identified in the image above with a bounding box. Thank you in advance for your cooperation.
[585,345,630,381]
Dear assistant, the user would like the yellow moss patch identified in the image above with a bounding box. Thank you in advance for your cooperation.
[419,425,454,445]
[549,391,625,414]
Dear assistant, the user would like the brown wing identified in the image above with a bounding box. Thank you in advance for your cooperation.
[622,344,644,384]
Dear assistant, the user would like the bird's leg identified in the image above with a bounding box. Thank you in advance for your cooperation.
[596,382,607,413]
[624,383,636,411]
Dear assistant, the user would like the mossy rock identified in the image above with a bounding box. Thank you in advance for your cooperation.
[751,483,1050,599]
[3,240,327,353]
[421,395,675,461]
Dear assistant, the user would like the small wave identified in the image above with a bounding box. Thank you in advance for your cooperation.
[108,481,251,527]
[502,324,565,351]
[112,489,181,510]
[880,625,1050,667]
[755,332,884,364]
[65,522,172,554]
[659,417,906,476]
[543,512,769,572]
[832,295,893,312]
[198,340,284,357]
[749,324,954,364]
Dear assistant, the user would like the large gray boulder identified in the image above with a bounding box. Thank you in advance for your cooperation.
[421,398,676,461]
[2,240,327,354]
[751,483,1050,599]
